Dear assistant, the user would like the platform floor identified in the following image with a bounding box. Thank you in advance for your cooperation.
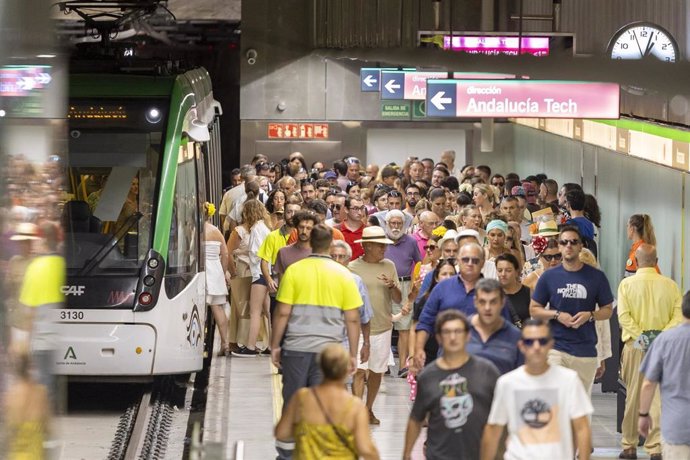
[203,340,651,460]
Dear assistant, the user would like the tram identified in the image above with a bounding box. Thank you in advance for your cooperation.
[54,64,223,379]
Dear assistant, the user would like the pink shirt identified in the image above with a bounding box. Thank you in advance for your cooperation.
[413,229,429,258]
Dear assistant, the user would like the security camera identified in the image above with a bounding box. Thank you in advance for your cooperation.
[246,49,257,65]
[70,130,81,139]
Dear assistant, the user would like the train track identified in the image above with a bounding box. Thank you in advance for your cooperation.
[106,378,179,460]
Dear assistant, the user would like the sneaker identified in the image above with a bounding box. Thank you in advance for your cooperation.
[258,348,271,357]
[368,409,380,425]
[398,367,409,378]
[231,346,259,357]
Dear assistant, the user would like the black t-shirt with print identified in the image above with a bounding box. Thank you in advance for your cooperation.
[410,356,500,460]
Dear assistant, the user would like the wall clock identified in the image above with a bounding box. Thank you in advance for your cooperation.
[607,22,679,62]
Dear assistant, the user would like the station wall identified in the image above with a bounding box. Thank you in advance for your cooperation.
[511,125,689,293]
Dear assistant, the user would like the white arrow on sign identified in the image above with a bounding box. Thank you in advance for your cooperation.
[430,91,452,110]
[36,73,52,85]
[384,79,401,93]
[363,74,377,87]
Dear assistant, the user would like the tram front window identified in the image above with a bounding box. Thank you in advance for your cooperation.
[64,130,160,274]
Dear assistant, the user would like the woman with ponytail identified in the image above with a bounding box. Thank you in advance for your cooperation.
[625,214,659,277]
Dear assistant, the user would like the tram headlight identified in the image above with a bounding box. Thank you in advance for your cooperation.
[146,107,162,124]
[138,292,153,305]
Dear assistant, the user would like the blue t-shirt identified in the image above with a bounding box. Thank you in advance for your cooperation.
[640,323,690,445]
[532,264,613,357]
[416,276,512,335]
[467,319,524,375]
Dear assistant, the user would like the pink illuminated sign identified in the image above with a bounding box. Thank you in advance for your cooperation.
[403,71,447,100]
[453,81,619,118]
[443,35,550,56]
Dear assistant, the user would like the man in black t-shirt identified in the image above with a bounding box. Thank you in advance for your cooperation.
[403,310,500,460]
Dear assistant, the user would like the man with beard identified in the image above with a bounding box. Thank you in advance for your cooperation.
[404,184,421,216]
[273,211,319,282]
[384,210,422,378]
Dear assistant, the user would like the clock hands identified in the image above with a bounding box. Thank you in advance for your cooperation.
[643,31,656,57]
[632,30,645,58]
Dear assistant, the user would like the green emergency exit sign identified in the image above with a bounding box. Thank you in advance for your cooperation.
[381,101,411,120]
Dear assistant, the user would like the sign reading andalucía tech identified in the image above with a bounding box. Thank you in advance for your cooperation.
[426,80,620,119]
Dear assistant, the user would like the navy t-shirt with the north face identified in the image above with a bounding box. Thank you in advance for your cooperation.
[532,264,613,357]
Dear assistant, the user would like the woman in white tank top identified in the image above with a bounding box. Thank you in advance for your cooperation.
[204,203,230,356]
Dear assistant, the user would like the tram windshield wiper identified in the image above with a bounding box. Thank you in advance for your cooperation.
[78,212,143,276]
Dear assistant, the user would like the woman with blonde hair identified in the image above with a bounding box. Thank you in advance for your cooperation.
[230,199,273,356]
[204,202,230,355]
[275,344,380,460]
[625,214,658,277]
[472,183,496,219]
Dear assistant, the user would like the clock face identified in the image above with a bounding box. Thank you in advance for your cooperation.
[608,22,679,62]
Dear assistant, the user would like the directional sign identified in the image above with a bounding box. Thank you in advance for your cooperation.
[425,80,457,117]
[426,80,620,119]
[360,68,381,92]
[380,71,405,99]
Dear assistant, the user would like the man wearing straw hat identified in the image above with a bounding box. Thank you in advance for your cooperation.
[349,226,402,425]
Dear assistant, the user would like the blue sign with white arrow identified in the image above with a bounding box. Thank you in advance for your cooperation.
[425,80,457,117]
[360,68,381,92]
[380,71,405,99]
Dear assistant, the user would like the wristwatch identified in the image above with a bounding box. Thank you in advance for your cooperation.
[553,310,561,321]
[588,311,595,322]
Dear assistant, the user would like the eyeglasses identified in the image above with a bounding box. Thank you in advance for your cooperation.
[558,239,580,246]
[460,256,481,265]
[541,253,563,262]
[348,206,365,212]
[406,191,421,196]
[521,337,551,347]
[424,245,437,251]
[440,328,466,336]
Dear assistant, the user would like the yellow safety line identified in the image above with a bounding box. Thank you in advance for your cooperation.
[270,361,283,424]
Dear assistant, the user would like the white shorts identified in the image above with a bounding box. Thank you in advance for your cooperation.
[357,329,392,374]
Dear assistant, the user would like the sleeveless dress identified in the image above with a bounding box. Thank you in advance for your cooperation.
[205,241,228,305]
[293,389,357,460]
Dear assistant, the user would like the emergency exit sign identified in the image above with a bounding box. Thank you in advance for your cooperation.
[381,101,411,120]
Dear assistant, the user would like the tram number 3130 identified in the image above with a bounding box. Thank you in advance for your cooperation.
[60,311,85,320]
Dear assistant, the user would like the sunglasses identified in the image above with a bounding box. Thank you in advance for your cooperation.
[345,157,360,165]
[541,253,563,262]
[424,245,438,251]
[558,239,580,246]
[331,204,342,211]
[388,191,402,198]
[460,256,481,265]
[521,337,551,347]
[443,257,457,266]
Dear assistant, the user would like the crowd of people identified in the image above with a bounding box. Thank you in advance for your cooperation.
[208,150,690,460]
